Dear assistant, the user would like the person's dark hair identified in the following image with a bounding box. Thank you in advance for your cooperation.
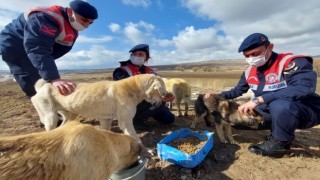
[263,41,270,48]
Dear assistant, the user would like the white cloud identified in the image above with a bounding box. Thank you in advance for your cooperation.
[180,0,320,56]
[108,23,121,33]
[0,0,69,13]
[123,21,155,44]
[122,0,151,8]
[76,35,113,43]
[56,45,126,69]
[0,10,19,29]
[0,59,9,70]
[173,26,225,51]
[0,1,73,31]
[155,39,173,47]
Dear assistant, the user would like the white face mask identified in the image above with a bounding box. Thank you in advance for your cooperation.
[130,56,145,66]
[69,11,86,31]
[245,48,270,67]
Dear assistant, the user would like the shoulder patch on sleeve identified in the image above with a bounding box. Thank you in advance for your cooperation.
[284,61,298,74]
[39,25,57,36]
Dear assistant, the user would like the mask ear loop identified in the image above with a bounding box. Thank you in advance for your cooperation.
[70,10,76,22]
[264,45,272,61]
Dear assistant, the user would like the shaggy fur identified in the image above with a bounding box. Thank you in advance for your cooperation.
[31,74,169,143]
[163,78,194,116]
[191,94,263,143]
[0,121,148,180]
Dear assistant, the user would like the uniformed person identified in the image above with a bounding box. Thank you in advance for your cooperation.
[206,33,320,157]
[0,0,98,97]
[113,44,175,131]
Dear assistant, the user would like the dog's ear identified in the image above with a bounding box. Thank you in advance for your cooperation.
[218,99,229,111]
[145,83,155,99]
[215,94,225,100]
[145,78,167,98]
[154,78,168,97]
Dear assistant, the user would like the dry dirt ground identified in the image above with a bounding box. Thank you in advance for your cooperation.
[0,72,320,180]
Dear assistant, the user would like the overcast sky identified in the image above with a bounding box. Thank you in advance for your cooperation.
[0,0,319,70]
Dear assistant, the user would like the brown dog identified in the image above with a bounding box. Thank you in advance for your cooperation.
[191,94,263,143]
[0,121,148,180]
[31,74,170,144]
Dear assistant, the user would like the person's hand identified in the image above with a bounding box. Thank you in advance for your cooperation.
[238,101,257,116]
[51,79,76,96]
[204,92,215,99]
[162,92,175,102]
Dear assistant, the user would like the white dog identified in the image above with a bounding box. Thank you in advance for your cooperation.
[31,74,170,143]
[0,121,148,180]
[163,78,194,116]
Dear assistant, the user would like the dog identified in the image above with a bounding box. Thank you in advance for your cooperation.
[0,121,149,180]
[191,94,263,143]
[163,78,194,116]
[31,74,170,144]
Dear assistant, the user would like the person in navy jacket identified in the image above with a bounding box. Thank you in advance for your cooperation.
[0,0,98,97]
[206,33,320,157]
[113,44,175,131]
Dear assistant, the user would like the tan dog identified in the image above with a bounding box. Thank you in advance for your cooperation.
[191,94,263,143]
[31,74,169,143]
[163,78,194,116]
[0,121,148,180]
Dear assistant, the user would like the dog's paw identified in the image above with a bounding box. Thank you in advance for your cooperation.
[229,140,239,144]
[147,148,156,157]
[228,137,238,144]
[139,144,153,159]
[219,139,229,144]
[190,124,196,129]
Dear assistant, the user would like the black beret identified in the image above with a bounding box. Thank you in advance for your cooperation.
[69,0,98,19]
[129,44,150,58]
[129,44,149,53]
[238,33,269,52]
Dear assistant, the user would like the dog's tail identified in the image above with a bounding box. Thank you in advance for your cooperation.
[183,95,195,105]
[34,79,47,92]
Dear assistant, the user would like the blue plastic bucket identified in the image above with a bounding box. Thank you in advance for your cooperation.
[157,128,214,168]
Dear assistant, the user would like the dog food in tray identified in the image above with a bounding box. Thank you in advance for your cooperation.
[157,128,214,168]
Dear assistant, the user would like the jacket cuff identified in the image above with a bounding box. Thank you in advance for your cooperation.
[39,70,60,82]
[261,92,275,104]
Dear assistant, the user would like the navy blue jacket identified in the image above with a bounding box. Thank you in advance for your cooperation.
[220,52,320,111]
[113,60,157,80]
[0,7,77,81]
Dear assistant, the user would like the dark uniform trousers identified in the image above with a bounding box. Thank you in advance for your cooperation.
[255,99,320,141]
[133,100,175,124]
[2,50,40,97]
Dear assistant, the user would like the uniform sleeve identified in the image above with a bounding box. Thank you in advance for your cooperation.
[220,72,250,99]
[261,57,317,104]
[150,68,158,75]
[112,67,130,81]
[23,12,61,81]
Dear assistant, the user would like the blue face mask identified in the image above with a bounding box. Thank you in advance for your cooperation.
[130,56,145,66]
